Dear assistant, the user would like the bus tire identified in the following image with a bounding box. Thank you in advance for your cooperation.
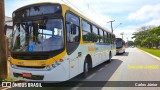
[83,59,89,78]
[108,52,112,63]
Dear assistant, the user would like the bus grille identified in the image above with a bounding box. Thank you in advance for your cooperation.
[16,65,45,69]
[116,47,122,49]
[12,54,49,60]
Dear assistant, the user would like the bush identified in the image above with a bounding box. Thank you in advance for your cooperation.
[0,77,3,83]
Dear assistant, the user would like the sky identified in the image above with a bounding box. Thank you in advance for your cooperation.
[5,0,160,42]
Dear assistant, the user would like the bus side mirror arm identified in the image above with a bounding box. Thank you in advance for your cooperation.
[4,24,7,35]
[4,24,13,35]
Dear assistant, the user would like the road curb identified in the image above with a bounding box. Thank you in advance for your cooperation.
[137,48,160,61]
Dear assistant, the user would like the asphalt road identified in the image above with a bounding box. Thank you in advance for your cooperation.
[2,48,160,90]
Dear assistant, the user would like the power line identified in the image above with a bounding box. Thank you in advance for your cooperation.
[62,0,111,30]
[61,0,67,5]
[65,0,110,25]
[63,0,84,14]
[82,0,109,24]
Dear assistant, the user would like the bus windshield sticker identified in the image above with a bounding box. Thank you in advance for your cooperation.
[29,45,34,52]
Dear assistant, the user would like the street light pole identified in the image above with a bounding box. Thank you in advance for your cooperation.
[114,23,122,31]
[0,0,8,79]
[107,20,115,33]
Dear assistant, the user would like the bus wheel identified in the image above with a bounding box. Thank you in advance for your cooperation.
[83,59,89,77]
[108,52,112,63]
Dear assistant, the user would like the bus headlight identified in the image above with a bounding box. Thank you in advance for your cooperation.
[45,60,63,70]
[45,65,52,70]
[10,62,16,68]
[51,63,57,68]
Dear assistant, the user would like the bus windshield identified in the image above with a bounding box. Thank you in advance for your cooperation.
[11,19,64,52]
[116,39,123,48]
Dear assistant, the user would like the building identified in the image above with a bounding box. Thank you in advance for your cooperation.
[5,16,13,55]
[5,16,13,37]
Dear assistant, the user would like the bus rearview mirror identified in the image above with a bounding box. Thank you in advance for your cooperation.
[39,25,46,29]
[71,25,76,35]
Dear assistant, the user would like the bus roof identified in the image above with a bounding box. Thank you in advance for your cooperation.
[116,38,125,42]
[13,2,113,35]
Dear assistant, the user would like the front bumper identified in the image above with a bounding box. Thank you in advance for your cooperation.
[10,64,69,82]
[116,50,124,54]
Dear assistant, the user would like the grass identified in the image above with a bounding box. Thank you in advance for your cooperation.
[137,46,160,58]
[0,77,17,82]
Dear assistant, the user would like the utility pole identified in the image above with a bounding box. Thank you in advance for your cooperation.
[107,20,115,33]
[120,32,124,39]
[126,37,128,48]
[0,0,8,79]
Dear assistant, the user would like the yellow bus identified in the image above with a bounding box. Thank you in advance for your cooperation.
[10,2,116,81]
[116,38,125,54]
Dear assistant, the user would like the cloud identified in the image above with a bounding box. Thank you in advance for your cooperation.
[84,0,136,14]
[127,4,160,22]
[114,25,139,41]
[84,0,160,14]
[145,17,160,26]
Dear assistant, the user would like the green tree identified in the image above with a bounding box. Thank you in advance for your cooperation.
[133,25,160,48]
[132,30,150,47]
[127,41,134,46]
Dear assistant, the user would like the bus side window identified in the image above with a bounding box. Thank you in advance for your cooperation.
[106,32,109,43]
[66,12,80,54]
[104,32,107,43]
[92,25,99,42]
[99,29,104,43]
[108,34,111,44]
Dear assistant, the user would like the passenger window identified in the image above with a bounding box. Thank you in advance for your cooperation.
[92,25,99,42]
[106,32,109,43]
[99,29,104,43]
[82,20,92,42]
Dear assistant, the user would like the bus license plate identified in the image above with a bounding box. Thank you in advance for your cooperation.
[22,73,32,78]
